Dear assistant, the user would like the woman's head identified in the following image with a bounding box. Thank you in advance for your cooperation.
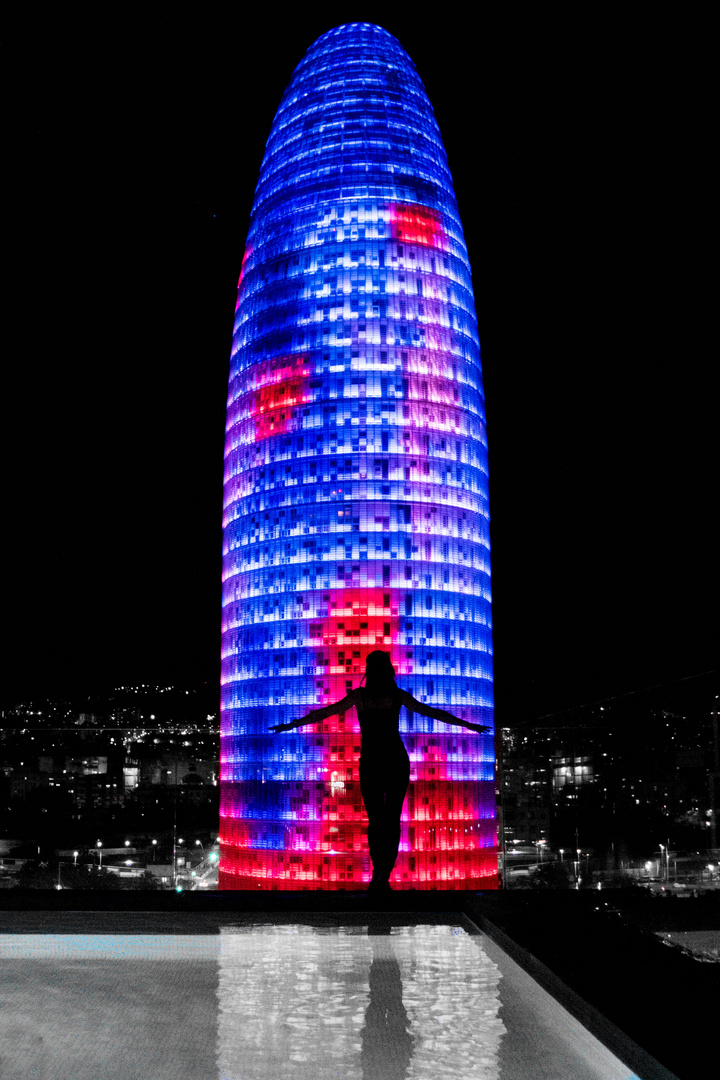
[363,650,397,693]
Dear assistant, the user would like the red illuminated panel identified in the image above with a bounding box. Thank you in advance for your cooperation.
[311,587,400,697]
[251,356,310,441]
[389,203,447,249]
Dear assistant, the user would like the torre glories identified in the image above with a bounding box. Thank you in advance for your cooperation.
[220,23,497,890]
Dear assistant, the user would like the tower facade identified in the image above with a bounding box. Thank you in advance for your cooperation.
[220,23,496,890]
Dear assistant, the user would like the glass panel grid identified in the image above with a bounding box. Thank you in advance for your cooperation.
[220,23,497,890]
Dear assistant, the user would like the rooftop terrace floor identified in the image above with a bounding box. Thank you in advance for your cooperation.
[0,890,695,1080]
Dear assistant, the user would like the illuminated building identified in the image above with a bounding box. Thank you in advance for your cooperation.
[220,23,496,889]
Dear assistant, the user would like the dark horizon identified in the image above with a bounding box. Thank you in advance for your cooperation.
[4,11,717,724]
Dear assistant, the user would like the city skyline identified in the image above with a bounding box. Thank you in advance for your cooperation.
[4,10,716,726]
[2,674,716,885]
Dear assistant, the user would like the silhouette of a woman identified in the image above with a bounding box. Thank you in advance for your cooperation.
[269,650,489,896]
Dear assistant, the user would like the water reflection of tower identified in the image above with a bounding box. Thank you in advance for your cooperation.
[220,22,497,891]
[215,922,504,1079]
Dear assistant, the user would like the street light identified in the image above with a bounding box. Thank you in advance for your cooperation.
[73,850,79,867]
[172,837,185,890]
[96,841,103,869]
[151,839,157,864]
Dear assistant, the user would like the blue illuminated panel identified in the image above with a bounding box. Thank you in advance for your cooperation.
[220,23,496,890]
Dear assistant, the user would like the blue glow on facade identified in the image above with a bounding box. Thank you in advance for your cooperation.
[220,23,496,890]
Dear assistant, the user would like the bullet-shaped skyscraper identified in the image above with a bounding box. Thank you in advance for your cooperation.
[221,23,497,890]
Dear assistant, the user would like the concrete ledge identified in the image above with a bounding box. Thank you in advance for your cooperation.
[462,900,680,1080]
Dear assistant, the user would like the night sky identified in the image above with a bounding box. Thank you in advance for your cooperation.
[4,9,716,722]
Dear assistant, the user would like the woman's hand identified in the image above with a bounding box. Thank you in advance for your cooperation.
[268,722,295,733]
[466,723,491,734]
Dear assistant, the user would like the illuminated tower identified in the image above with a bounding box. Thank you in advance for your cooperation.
[220,23,496,890]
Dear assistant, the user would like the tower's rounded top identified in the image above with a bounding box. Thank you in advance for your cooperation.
[310,22,401,46]
[249,19,461,257]
[295,22,416,75]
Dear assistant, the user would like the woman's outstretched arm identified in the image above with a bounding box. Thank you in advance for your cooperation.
[399,690,490,733]
[269,689,359,732]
